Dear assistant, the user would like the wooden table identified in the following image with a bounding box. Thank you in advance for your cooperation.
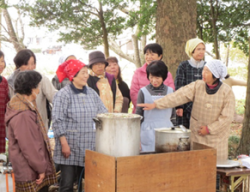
[217,167,250,192]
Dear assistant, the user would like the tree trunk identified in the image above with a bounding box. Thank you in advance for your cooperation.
[225,43,230,67]
[156,0,197,79]
[237,36,250,155]
[132,34,142,68]
[210,0,220,59]
[98,2,109,57]
[2,8,25,52]
[140,35,146,65]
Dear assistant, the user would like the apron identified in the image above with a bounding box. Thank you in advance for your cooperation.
[141,87,173,152]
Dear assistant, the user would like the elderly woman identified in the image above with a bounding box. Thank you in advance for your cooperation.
[52,54,76,90]
[175,38,206,128]
[130,43,175,113]
[53,59,107,192]
[87,51,123,113]
[106,56,131,112]
[0,51,9,154]
[138,60,235,161]
[5,71,57,192]
[7,49,57,131]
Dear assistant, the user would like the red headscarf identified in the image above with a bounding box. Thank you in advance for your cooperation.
[56,59,86,82]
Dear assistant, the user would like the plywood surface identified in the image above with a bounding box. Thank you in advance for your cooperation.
[116,149,216,192]
[85,150,116,192]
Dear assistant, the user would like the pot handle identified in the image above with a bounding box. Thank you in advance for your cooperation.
[93,117,102,130]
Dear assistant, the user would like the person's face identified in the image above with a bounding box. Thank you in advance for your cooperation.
[91,62,106,76]
[73,67,89,88]
[192,43,205,61]
[66,55,76,61]
[202,66,214,85]
[19,56,35,71]
[149,74,163,88]
[0,56,5,74]
[106,61,119,79]
[31,83,40,101]
[145,50,162,65]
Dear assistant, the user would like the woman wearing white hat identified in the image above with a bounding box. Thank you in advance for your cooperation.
[175,38,206,129]
[138,60,235,161]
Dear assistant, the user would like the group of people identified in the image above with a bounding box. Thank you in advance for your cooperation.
[0,37,238,192]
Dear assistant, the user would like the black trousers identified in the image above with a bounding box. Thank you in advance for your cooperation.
[59,164,84,192]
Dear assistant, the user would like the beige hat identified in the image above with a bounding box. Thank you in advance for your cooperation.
[185,38,205,58]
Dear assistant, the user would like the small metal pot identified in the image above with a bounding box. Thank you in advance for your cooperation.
[155,125,191,153]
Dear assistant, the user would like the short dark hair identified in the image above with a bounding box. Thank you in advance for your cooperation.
[0,50,4,59]
[143,43,163,58]
[0,50,5,67]
[14,71,42,96]
[146,60,168,81]
[13,49,36,69]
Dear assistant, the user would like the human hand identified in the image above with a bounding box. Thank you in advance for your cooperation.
[198,125,208,136]
[36,173,45,185]
[176,109,183,117]
[137,103,156,110]
[60,136,71,158]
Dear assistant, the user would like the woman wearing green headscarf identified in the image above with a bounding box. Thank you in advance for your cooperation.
[174,38,206,128]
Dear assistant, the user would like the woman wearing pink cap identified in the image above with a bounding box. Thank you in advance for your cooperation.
[52,59,107,192]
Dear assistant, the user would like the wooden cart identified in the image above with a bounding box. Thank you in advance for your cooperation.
[85,142,217,192]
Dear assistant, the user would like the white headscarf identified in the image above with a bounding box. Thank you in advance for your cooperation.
[58,54,76,65]
[205,60,227,80]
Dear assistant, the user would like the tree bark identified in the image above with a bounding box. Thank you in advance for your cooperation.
[131,33,141,68]
[210,0,220,59]
[225,43,230,67]
[140,35,146,65]
[98,1,109,57]
[2,8,25,52]
[156,0,197,79]
[237,36,250,155]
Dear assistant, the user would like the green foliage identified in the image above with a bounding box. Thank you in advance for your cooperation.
[235,99,245,115]
[126,0,157,38]
[197,0,250,56]
[19,0,128,49]
[228,135,240,159]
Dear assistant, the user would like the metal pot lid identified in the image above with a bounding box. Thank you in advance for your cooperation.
[155,128,191,133]
[97,113,142,119]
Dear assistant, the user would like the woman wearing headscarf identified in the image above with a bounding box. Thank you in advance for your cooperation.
[138,60,235,161]
[52,54,76,90]
[5,71,57,192]
[175,38,206,128]
[52,59,107,192]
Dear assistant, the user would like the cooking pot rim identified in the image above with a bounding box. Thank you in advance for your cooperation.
[96,113,142,119]
[155,128,191,133]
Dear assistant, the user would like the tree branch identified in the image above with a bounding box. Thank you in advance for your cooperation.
[206,50,216,58]
[109,38,135,64]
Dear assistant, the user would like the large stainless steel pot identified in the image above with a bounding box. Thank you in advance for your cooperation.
[94,113,141,157]
[155,125,191,153]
